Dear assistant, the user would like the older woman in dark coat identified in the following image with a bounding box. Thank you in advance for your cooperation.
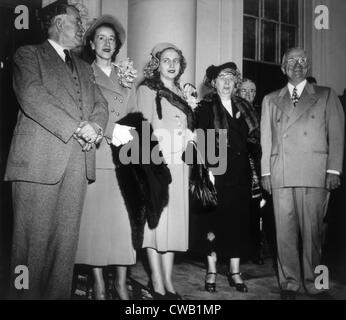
[195,62,260,293]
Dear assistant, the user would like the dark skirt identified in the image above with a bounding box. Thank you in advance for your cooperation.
[205,181,251,259]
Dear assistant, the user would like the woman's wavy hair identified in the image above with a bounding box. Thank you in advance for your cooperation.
[143,47,187,87]
[83,22,122,64]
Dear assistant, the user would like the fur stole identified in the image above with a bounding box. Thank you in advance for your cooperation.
[141,79,195,131]
[111,112,172,249]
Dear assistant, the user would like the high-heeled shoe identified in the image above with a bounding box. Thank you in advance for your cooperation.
[205,272,217,293]
[147,281,167,300]
[227,272,248,293]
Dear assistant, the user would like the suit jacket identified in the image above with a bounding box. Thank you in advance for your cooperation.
[91,62,137,169]
[5,40,108,183]
[261,82,345,188]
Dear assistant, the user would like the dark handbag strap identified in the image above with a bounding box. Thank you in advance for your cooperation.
[189,140,207,168]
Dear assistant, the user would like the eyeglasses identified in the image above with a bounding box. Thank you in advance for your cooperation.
[286,57,308,67]
[240,88,256,94]
[217,74,236,82]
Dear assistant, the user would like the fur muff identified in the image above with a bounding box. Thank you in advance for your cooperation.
[111,112,171,249]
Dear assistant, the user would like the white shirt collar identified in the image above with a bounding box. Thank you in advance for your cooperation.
[287,79,307,98]
[48,39,69,61]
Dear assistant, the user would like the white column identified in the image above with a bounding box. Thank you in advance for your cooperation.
[127,0,197,85]
[195,0,243,95]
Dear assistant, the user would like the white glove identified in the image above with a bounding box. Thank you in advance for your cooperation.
[209,170,215,185]
[260,198,266,208]
[111,124,134,146]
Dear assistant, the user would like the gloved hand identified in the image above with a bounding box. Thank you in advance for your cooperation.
[111,123,134,146]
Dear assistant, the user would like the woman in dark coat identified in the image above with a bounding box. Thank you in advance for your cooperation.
[195,62,260,293]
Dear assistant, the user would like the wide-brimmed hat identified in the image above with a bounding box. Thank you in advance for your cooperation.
[83,15,125,46]
[151,42,180,57]
[204,62,242,88]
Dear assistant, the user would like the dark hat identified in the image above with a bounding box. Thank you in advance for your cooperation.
[205,62,239,82]
[83,15,125,47]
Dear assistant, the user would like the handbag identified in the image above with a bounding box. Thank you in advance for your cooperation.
[188,141,218,214]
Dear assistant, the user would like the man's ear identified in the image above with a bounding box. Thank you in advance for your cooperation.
[55,16,64,32]
[281,65,286,75]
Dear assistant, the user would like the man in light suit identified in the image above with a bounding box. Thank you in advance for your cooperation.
[5,4,108,299]
[261,47,344,300]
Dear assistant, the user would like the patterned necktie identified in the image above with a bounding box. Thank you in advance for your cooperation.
[63,49,74,73]
[292,87,299,107]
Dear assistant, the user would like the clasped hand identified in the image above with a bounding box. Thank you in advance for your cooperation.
[74,121,102,152]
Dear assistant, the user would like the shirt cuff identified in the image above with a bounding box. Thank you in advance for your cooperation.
[327,170,340,175]
[262,173,271,177]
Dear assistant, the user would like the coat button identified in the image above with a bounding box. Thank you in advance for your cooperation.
[111,109,115,113]
[116,112,120,116]
[304,131,307,136]
[283,134,288,138]
[114,96,117,100]
[119,99,123,103]
[311,115,315,119]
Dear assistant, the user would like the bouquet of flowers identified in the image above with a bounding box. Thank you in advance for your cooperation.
[183,83,199,110]
[113,58,138,89]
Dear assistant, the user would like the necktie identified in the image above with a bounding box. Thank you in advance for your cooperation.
[63,49,74,72]
[292,87,299,107]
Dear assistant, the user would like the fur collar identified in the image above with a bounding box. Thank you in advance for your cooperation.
[142,79,195,130]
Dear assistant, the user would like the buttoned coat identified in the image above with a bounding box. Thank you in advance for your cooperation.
[91,62,137,168]
[5,41,108,183]
[261,82,344,188]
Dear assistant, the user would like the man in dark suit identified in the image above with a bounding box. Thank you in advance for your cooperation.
[5,4,108,299]
[261,47,344,300]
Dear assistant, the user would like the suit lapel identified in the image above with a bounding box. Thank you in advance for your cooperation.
[285,83,318,130]
[40,41,78,105]
[92,62,113,91]
[272,86,292,117]
[92,62,127,97]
